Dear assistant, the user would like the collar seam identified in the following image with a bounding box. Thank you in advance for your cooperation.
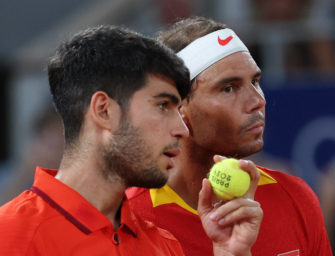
[30,186,92,235]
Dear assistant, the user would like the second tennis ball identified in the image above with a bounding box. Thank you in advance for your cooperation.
[208,158,251,200]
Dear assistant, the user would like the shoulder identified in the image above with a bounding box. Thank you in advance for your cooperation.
[257,166,332,254]
[0,190,42,218]
[258,166,316,196]
[0,191,57,253]
[257,166,322,213]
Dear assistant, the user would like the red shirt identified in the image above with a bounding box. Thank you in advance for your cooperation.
[127,167,332,256]
[0,167,184,256]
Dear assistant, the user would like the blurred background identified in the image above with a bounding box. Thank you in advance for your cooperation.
[0,0,334,251]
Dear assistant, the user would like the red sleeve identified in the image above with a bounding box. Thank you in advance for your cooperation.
[268,169,332,255]
[296,178,332,255]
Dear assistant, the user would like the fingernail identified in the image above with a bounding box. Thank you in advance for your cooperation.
[209,212,218,220]
[218,218,225,225]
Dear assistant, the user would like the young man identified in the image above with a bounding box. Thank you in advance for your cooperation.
[0,25,263,255]
[127,17,332,256]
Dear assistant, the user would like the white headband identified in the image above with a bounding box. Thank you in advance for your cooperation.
[177,29,249,80]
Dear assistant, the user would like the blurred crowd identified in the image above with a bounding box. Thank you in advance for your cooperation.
[0,107,63,205]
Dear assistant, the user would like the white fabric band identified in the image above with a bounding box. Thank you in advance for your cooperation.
[177,29,249,80]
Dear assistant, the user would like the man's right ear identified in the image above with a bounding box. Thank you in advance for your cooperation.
[88,91,121,132]
[179,104,191,129]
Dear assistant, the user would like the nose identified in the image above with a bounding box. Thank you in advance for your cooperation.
[246,84,266,113]
[171,112,190,139]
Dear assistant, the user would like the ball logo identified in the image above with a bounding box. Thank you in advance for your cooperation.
[217,35,233,46]
[211,169,231,188]
[208,159,251,200]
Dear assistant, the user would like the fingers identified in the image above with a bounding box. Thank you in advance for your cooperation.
[198,178,214,216]
[213,155,226,163]
[209,197,263,227]
[238,159,260,200]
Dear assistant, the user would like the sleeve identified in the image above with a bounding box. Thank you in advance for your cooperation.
[293,177,332,255]
[0,215,35,255]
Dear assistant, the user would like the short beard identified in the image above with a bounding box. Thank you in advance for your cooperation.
[101,117,168,189]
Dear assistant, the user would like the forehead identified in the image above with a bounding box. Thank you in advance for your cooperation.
[197,52,260,84]
[131,74,181,102]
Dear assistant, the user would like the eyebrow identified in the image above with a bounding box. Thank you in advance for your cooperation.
[217,70,262,85]
[153,92,180,105]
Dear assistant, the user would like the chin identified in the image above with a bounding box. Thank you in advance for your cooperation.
[127,176,167,189]
[143,177,168,189]
[236,141,264,158]
[250,141,264,155]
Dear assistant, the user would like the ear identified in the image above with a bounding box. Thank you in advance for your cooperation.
[179,102,191,130]
[88,91,121,132]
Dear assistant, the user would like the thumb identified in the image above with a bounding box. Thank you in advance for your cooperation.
[238,159,260,200]
[197,178,214,217]
[213,155,226,163]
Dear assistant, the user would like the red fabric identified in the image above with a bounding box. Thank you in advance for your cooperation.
[127,167,332,256]
[0,167,184,256]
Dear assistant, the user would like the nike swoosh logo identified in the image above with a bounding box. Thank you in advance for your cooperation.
[218,35,233,46]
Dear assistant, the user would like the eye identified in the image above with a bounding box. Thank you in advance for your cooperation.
[252,78,260,87]
[158,101,169,111]
[222,85,233,93]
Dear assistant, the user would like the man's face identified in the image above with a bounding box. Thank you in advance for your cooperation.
[104,74,189,188]
[182,51,266,158]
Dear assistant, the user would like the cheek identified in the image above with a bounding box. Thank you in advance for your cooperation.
[187,95,244,133]
[141,123,160,141]
[212,113,239,139]
[193,106,241,138]
[137,117,169,147]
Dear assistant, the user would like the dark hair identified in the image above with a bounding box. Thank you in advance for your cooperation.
[157,16,226,53]
[48,25,190,146]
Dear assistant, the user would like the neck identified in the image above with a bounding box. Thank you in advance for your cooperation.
[56,152,125,231]
[168,138,215,209]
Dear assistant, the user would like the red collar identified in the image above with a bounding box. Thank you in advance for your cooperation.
[31,167,137,236]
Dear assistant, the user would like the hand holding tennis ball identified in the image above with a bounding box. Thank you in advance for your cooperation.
[208,158,251,200]
[198,157,263,256]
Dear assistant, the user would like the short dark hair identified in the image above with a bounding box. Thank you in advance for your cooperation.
[48,25,190,146]
[157,16,226,53]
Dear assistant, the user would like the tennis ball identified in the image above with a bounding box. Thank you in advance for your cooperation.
[208,158,251,200]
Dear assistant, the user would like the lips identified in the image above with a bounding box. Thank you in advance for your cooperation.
[163,148,181,169]
[163,148,181,158]
[246,121,265,132]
